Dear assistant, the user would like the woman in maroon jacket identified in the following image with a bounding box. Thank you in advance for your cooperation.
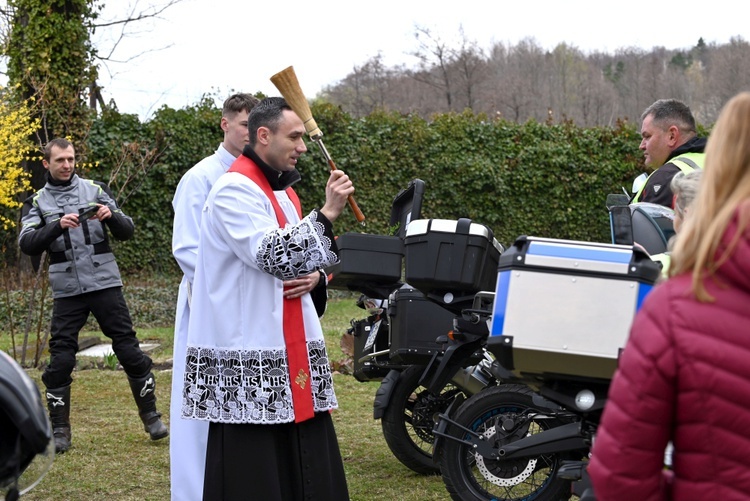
[589,91,750,501]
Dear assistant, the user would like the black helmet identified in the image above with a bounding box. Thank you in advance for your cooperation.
[0,351,53,499]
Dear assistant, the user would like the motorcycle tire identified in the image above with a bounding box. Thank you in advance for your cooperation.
[381,364,463,475]
[439,384,576,501]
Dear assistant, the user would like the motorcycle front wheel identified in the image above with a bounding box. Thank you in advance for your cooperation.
[439,384,576,501]
[381,364,463,475]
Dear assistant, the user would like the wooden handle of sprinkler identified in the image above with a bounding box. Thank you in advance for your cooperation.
[326,151,365,224]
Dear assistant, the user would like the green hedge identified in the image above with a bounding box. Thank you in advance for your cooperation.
[291,105,645,248]
[1,102,658,354]
[0,276,179,338]
[79,101,649,273]
[84,97,224,272]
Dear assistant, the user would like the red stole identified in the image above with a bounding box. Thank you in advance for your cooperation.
[228,156,314,423]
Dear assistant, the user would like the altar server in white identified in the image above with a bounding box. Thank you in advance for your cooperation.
[169,94,258,501]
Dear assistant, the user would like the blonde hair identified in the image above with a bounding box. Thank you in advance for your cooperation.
[669,91,750,300]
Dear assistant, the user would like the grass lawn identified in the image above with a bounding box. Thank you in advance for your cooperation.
[8,296,451,501]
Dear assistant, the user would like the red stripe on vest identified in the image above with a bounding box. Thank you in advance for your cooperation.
[228,156,313,423]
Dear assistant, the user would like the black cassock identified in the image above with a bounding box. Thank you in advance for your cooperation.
[202,412,349,501]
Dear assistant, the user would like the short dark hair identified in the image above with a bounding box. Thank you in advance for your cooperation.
[222,93,259,117]
[43,138,74,162]
[247,97,292,147]
[641,99,697,134]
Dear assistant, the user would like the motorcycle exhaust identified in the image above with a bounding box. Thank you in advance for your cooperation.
[449,355,494,395]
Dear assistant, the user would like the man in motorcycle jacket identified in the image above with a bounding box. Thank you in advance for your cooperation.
[632,99,706,207]
[591,91,750,501]
[18,138,168,454]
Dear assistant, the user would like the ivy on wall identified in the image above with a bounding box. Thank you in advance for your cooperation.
[5,0,100,189]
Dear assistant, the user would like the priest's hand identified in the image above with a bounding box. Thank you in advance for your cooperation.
[283,272,321,299]
[320,170,354,223]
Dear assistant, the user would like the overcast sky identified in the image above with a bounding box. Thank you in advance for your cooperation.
[94,0,747,120]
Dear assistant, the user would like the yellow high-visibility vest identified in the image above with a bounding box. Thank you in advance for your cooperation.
[632,152,705,203]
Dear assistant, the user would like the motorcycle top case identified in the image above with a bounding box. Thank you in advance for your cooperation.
[327,179,427,297]
[389,178,425,238]
[403,218,504,296]
[488,236,661,380]
[388,284,456,365]
[327,233,403,295]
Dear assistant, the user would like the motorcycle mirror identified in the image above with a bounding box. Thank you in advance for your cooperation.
[605,193,629,210]
[632,173,648,194]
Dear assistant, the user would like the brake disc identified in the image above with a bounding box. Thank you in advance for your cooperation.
[474,428,537,487]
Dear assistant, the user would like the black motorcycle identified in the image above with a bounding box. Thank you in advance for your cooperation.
[348,285,496,475]
[427,290,619,500]
[408,234,661,501]
[330,179,506,474]
[333,180,498,475]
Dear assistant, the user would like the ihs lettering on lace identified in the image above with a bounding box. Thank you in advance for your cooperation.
[182,339,337,424]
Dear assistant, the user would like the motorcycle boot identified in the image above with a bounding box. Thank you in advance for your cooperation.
[45,384,72,453]
[127,371,169,440]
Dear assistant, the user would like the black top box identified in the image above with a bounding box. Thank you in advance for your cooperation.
[327,233,403,296]
[404,218,504,297]
[389,179,425,238]
[327,179,427,298]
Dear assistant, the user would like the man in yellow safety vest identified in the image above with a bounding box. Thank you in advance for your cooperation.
[632,99,706,207]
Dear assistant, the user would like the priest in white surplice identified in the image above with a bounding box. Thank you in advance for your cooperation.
[183,97,352,500]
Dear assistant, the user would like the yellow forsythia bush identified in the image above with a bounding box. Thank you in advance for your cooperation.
[0,87,40,230]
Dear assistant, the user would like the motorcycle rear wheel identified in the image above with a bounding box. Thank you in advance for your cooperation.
[381,364,463,475]
[439,384,575,501]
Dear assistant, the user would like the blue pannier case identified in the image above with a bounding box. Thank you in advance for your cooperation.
[488,236,661,380]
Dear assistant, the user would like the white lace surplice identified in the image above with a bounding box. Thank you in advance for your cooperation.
[182,172,339,425]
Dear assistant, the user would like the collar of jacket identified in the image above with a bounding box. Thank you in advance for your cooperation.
[668,136,708,160]
[241,145,301,191]
[45,170,77,187]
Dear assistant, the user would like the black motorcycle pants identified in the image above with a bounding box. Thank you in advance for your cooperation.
[42,286,153,389]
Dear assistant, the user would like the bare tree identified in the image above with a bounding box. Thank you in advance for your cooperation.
[323,29,750,127]
[323,54,397,116]
[576,58,618,127]
[89,0,186,112]
[706,37,750,119]
[488,38,545,122]
[410,25,457,111]
[607,47,650,122]
[585,51,622,127]
[451,27,489,111]
[545,43,591,121]
[0,1,184,69]
[389,70,444,117]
